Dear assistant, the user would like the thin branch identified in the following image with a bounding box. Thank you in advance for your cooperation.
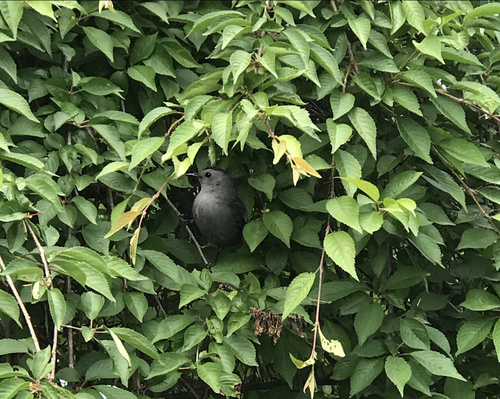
[0,254,41,351]
[24,220,52,288]
[435,88,500,123]
[164,195,210,266]
[330,0,337,12]
[164,115,185,138]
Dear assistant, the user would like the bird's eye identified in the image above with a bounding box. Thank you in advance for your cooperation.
[204,171,212,178]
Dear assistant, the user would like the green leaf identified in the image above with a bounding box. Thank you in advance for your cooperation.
[396,116,432,163]
[188,10,245,36]
[128,65,157,91]
[0,1,22,38]
[154,315,198,342]
[324,231,357,280]
[283,27,310,65]
[181,324,207,352]
[0,151,44,171]
[211,112,232,155]
[31,346,51,380]
[227,313,251,337]
[80,77,123,98]
[354,302,385,346]
[124,292,148,323]
[352,72,381,101]
[94,385,138,399]
[72,196,97,225]
[385,356,412,397]
[493,320,500,362]
[400,318,430,350]
[393,86,422,116]
[348,108,377,159]
[164,120,206,160]
[0,289,21,326]
[461,289,500,311]
[243,220,268,252]
[0,47,17,83]
[230,50,252,84]
[382,171,422,199]
[282,272,316,320]
[389,1,406,34]
[402,1,425,33]
[209,291,232,320]
[429,95,471,134]
[223,335,258,366]
[0,89,38,123]
[414,34,444,63]
[263,211,293,248]
[438,138,488,167]
[130,33,157,65]
[96,161,130,180]
[458,228,498,250]
[47,288,66,330]
[410,350,465,381]
[26,174,62,210]
[92,124,126,160]
[80,292,105,321]
[197,362,221,394]
[0,378,29,399]
[310,42,343,85]
[340,177,380,202]
[453,81,500,114]
[138,107,175,138]
[456,318,494,356]
[359,53,399,73]
[463,2,500,22]
[330,91,355,121]
[326,196,361,233]
[350,358,384,396]
[92,9,141,33]
[348,18,371,49]
[110,327,158,359]
[327,120,352,154]
[422,165,466,210]
[399,69,436,98]
[82,26,114,62]
[148,353,190,378]
[248,173,275,201]
[129,137,164,170]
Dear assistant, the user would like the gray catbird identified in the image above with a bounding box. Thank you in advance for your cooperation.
[187,168,245,247]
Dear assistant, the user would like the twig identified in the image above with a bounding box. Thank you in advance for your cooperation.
[180,377,202,399]
[346,41,359,75]
[0,254,41,351]
[330,0,337,11]
[154,295,168,318]
[24,220,52,288]
[435,88,500,123]
[164,196,210,266]
[164,115,185,138]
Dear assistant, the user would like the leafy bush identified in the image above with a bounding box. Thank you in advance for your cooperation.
[1,1,500,398]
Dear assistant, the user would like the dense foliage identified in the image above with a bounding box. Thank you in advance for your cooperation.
[2,0,500,398]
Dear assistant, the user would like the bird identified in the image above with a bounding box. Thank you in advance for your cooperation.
[186,168,245,248]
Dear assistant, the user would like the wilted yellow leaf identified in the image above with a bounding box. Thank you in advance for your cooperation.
[105,210,141,238]
[272,139,287,164]
[293,157,322,178]
[130,227,140,264]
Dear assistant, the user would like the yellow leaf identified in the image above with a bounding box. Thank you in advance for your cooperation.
[105,210,141,238]
[272,140,287,164]
[397,198,417,216]
[108,328,131,365]
[318,324,345,357]
[130,227,140,265]
[303,367,316,399]
[279,135,302,158]
[130,197,151,213]
[292,166,301,186]
[161,142,189,163]
[289,352,316,369]
[293,157,322,178]
[173,156,193,178]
